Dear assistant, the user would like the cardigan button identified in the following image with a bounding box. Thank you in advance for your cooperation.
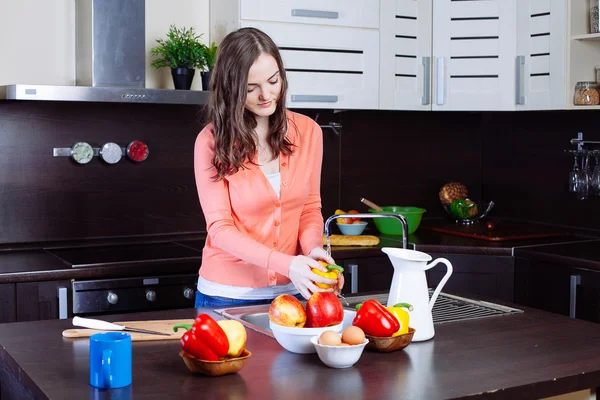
[273,241,278,247]
[281,162,287,167]
[275,202,281,207]
[274,221,280,227]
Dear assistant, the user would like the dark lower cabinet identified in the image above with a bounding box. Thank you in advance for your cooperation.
[338,253,515,303]
[427,253,515,302]
[16,280,71,322]
[340,256,394,294]
[515,258,600,323]
[0,284,16,323]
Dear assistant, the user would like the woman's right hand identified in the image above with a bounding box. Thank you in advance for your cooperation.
[288,255,337,299]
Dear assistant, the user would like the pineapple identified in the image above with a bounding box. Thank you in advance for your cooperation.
[439,182,469,205]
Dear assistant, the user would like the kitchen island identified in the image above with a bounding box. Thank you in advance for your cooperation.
[1,300,600,399]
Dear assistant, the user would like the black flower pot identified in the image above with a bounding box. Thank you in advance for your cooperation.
[201,71,212,91]
[171,68,195,90]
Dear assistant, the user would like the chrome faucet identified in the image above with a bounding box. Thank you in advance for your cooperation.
[324,213,409,255]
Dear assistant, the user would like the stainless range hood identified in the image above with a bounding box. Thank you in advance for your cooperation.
[0,0,209,105]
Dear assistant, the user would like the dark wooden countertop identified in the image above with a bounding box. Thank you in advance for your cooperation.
[1,302,600,399]
[0,225,598,284]
[514,239,600,270]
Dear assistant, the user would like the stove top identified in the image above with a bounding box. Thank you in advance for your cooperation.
[47,242,202,268]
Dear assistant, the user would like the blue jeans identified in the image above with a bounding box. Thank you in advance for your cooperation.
[195,291,303,309]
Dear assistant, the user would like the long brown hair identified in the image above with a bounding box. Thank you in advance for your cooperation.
[208,27,293,180]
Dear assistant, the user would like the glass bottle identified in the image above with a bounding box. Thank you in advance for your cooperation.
[574,82,600,105]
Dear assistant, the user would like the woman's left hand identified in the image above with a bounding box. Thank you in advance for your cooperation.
[308,247,344,294]
[308,247,335,265]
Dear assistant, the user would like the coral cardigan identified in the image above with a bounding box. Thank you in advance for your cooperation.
[194,111,325,288]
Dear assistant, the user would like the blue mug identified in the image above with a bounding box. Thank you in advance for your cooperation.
[89,332,132,389]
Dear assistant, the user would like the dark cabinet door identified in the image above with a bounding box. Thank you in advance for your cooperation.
[427,253,515,302]
[341,256,394,294]
[16,280,71,322]
[515,258,600,323]
[0,284,16,323]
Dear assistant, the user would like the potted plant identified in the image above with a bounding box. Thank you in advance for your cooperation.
[150,25,206,90]
[201,42,218,91]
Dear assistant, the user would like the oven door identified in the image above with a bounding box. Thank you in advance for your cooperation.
[72,274,197,315]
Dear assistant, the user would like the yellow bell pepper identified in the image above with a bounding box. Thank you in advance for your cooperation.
[311,261,344,289]
[386,303,413,336]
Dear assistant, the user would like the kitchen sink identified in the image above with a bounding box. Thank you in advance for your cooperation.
[214,291,523,338]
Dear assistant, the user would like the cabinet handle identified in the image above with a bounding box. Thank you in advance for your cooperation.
[348,264,359,294]
[291,9,339,19]
[422,56,431,105]
[436,57,445,105]
[516,55,525,105]
[57,287,68,319]
[291,95,338,103]
[569,274,581,318]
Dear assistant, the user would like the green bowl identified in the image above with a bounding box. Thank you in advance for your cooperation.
[368,206,426,235]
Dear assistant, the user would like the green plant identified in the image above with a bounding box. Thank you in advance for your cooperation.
[150,25,206,70]
[203,42,218,71]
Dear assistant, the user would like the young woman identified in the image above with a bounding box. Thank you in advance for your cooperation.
[194,27,343,308]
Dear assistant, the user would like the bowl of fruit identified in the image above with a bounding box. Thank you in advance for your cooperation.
[175,315,250,377]
[268,292,351,354]
[334,209,367,235]
[439,182,494,225]
[353,299,414,353]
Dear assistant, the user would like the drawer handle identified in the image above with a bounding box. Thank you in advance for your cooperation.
[516,55,525,105]
[569,274,581,318]
[291,9,339,19]
[422,56,431,105]
[349,264,359,294]
[291,94,338,103]
[57,287,68,319]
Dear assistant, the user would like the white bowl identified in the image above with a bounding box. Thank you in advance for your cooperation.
[269,320,344,354]
[337,221,367,235]
[310,335,369,368]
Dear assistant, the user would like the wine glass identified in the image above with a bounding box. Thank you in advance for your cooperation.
[568,150,582,193]
[591,151,600,196]
[577,152,591,200]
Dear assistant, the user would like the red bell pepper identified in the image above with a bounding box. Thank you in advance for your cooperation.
[352,299,400,337]
[173,314,229,361]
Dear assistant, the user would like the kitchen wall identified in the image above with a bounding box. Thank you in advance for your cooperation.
[0,0,210,90]
[0,101,598,245]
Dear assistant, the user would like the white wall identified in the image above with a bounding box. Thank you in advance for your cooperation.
[0,0,210,90]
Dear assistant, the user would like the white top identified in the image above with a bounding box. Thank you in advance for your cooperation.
[196,171,294,300]
[197,276,298,300]
[265,172,281,198]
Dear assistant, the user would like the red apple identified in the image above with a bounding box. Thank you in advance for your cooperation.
[305,292,344,328]
[347,210,360,223]
[269,294,307,327]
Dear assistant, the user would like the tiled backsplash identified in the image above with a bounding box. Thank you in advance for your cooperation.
[0,101,598,245]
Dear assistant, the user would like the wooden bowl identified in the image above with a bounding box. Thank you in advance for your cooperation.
[365,328,415,353]
[180,349,252,376]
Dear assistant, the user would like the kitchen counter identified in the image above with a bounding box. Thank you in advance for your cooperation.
[514,239,600,271]
[0,223,597,283]
[1,301,600,399]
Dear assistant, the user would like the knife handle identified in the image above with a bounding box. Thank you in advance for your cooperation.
[73,316,125,331]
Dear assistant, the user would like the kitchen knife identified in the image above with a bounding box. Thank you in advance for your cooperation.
[72,316,172,336]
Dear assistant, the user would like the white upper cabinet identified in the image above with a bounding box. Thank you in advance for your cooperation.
[516,0,567,110]
[432,0,517,111]
[239,0,379,28]
[210,0,379,110]
[379,0,432,110]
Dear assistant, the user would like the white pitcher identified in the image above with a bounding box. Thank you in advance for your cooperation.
[382,247,453,342]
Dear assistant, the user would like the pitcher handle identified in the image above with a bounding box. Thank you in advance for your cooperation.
[424,258,453,311]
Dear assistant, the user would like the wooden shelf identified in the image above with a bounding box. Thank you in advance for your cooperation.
[572,33,600,40]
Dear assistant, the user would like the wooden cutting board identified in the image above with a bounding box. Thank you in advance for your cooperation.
[62,319,194,341]
[422,221,570,242]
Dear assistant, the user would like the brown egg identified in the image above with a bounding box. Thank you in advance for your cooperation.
[341,326,366,345]
[319,330,342,346]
